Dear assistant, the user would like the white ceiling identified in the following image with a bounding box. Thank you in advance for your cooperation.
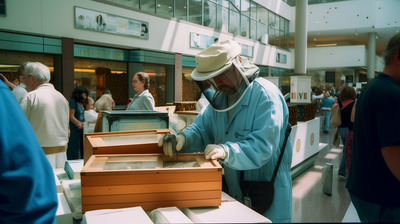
[291,27,400,56]
[288,0,400,56]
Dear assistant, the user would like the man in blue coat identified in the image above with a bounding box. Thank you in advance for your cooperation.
[159,40,292,222]
[0,76,58,223]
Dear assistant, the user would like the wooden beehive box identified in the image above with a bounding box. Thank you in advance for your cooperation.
[84,129,169,164]
[80,153,222,213]
[296,103,316,122]
[174,101,197,111]
[288,104,298,126]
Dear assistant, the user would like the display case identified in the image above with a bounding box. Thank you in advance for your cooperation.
[84,129,169,164]
[80,153,222,213]
[101,111,169,132]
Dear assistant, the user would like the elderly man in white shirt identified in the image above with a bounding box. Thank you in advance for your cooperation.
[19,62,69,169]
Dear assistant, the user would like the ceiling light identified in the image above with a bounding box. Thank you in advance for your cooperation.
[315,43,337,47]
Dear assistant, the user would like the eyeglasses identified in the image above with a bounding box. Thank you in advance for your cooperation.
[212,72,229,82]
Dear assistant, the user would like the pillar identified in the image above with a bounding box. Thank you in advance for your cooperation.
[294,0,308,76]
[367,32,376,81]
[61,37,74,99]
[174,53,182,102]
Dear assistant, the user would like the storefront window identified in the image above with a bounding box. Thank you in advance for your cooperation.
[240,15,250,38]
[189,0,203,25]
[156,0,174,17]
[229,6,240,35]
[271,67,293,95]
[142,64,167,107]
[108,0,139,8]
[141,0,156,13]
[204,0,216,28]
[74,58,127,106]
[258,66,293,96]
[182,67,201,101]
[0,51,55,84]
[175,0,188,20]
[250,19,257,40]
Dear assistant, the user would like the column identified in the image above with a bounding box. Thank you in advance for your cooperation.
[61,37,74,99]
[294,0,308,76]
[174,53,182,102]
[367,32,376,81]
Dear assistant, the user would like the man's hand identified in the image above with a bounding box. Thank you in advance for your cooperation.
[158,134,185,157]
[204,144,227,160]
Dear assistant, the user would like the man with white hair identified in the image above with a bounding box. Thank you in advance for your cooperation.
[159,40,292,222]
[20,62,69,169]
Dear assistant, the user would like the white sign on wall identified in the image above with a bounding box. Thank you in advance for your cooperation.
[290,76,311,103]
[74,7,149,39]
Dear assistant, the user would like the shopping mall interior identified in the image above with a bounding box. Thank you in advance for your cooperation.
[0,0,399,223]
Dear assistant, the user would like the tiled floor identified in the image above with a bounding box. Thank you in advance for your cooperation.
[291,117,353,223]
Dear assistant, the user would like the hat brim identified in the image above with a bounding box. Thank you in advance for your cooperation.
[191,61,233,81]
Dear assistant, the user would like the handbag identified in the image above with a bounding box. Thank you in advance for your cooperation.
[333,128,340,147]
[240,123,292,214]
[330,101,343,128]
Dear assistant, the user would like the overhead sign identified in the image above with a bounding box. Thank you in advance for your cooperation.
[74,6,149,39]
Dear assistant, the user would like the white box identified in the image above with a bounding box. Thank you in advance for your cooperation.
[62,179,82,220]
[56,193,73,224]
[290,76,311,103]
[181,192,271,223]
[53,168,69,193]
[82,207,153,224]
[64,159,84,179]
[290,118,321,168]
[148,207,193,224]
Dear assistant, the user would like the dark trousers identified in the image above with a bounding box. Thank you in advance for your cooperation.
[67,127,83,160]
[350,193,400,222]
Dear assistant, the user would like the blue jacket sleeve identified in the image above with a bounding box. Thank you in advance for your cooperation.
[0,81,58,224]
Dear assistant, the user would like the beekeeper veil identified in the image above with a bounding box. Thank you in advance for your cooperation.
[191,40,259,112]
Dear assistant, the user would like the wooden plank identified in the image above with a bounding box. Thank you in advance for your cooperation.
[81,171,221,186]
[81,153,222,176]
[84,137,94,164]
[82,198,221,213]
[86,129,170,137]
[81,190,221,205]
[81,167,221,176]
[81,181,221,196]
[92,144,163,155]
[84,129,169,163]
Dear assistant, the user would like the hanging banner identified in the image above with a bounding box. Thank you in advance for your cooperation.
[74,6,149,39]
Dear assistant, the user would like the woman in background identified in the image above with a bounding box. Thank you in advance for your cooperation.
[126,72,155,111]
[335,86,356,178]
[321,91,334,133]
[67,85,88,160]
